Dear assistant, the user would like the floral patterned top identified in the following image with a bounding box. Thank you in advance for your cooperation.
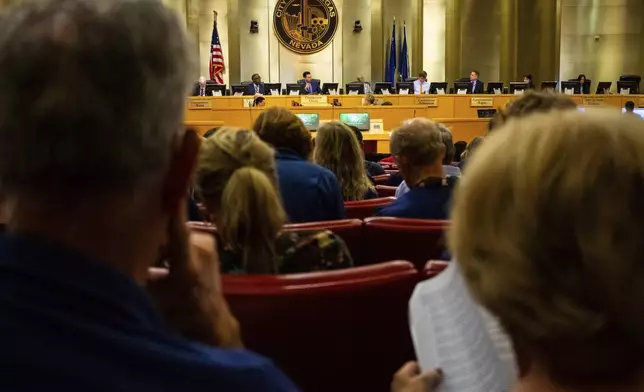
[219,229,353,274]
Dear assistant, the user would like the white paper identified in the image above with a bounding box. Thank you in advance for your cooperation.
[620,88,631,95]
[457,89,468,95]
[564,88,574,95]
[514,89,524,95]
[289,90,300,96]
[399,88,410,95]
[270,89,280,95]
[409,261,516,392]
[212,90,222,96]
[437,88,446,95]
[349,90,359,95]
[493,88,502,95]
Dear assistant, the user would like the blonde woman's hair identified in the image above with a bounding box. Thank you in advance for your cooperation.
[460,136,484,160]
[313,122,374,201]
[195,127,286,273]
[450,110,644,388]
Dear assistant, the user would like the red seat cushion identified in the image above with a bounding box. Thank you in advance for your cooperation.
[375,185,397,198]
[423,260,450,279]
[344,197,395,220]
[223,261,418,392]
[361,217,449,269]
[372,174,391,185]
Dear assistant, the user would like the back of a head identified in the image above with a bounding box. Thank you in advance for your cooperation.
[0,0,193,198]
[460,136,484,160]
[196,127,285,273]
[437,124,455,165]
[450,110,644,389]
[314,122,372,201]
[490,91,576,132]
[253,107,312,159]
[625,100,635,112]
[391,118,445,167]
[348,125,363,144]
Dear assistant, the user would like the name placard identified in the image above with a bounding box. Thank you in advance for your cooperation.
[188,99,212,110]
[301,95,328,106]
[471,97,494,107]
[583,97,605,106]
[416,97,438,107]
[639,97,644,108]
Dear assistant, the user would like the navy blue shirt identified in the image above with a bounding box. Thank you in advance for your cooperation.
[275,149,345,223]
[0,233,298,391]
[376,177,456,219]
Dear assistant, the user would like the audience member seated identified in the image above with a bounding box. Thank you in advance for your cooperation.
[195,128,352,274]
[489,91,577,132]
[349,125,386,177]
[395,123,461,198]
[0,0,297,390]
[314,122,377,202]
[253,107,345,223]
[457,136,484,171]
[449,110,644,392]
[453,140,466,162]
[376,119,455,219]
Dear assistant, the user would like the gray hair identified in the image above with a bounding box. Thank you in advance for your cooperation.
[437,123,455,164]
[0,0,195,196]
[390,118,445,166]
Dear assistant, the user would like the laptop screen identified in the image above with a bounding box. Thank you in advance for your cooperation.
[339,113,370,130]
[296,113,320,131]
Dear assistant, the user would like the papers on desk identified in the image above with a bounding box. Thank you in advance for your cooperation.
[409,261,516,392]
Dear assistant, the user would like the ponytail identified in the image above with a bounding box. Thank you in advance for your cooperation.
[217,166,286,274]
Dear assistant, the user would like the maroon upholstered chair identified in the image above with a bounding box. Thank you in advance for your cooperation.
[423,260,450,279]
[223,261,419,392]
[375,185,397,198]
[360,217,450,269]
[371,174,391,185]
[344,197,395,220]
[283,219,364,262]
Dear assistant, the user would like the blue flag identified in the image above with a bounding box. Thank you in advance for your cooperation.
[400,23,409,81]
[385,19,396,85]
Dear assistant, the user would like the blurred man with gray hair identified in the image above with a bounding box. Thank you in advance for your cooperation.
[0,0,296,390]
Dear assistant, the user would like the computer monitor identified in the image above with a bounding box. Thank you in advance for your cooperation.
[595,82,612,94]
[477,109,497,118]
[617,80,639,95]
[540,81,558,91]
[561,81,577,95]
[206,84,227,96]
[230,84,247,96]
[374,82,394,94]
[286,84,306,95]
[510,82,529,95]
[622,108,644,119]
[454,81,470,94]
[296,113,320,131]
[322,83,339,95]
[396,82,413,95]
[345,83,365,95]
[263,83,282,96]
[339,113,370,130]
[486,82,503,95]
[429,82,448,94]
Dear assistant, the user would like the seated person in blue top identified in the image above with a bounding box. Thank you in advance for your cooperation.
[413,71,430,94]
[313,122,378,201]
[195,127,352,274]
[377,119,456,219]
[298,71,321,94]
[349,125,386,177]
[395,123,461,198]
[0,0,297,390]
[254,107,345,222]
[247,73,264,95]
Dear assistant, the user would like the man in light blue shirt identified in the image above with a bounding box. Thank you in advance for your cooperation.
[413,71,430,94]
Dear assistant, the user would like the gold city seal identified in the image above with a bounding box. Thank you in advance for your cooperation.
[273,0,338,55]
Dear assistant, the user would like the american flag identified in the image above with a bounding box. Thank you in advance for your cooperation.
[209,15,225,84]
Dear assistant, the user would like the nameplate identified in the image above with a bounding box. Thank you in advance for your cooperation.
[188,99,212,110]
[471,97,494,107]
[416,97,438,107]
[639,97,644,107]
[301,95,328,106]
[369,119,384,134]
[582,97,605,106]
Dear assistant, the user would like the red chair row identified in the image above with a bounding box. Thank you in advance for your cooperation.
[344,196,395,219]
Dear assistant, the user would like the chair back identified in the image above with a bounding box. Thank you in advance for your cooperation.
[423,260,449,279]
[375,185,397,198]
[344,197,395,220]
[361,217,449,268]
[223,261,418,392]
[372,174,391,185]
[283,219,363,262]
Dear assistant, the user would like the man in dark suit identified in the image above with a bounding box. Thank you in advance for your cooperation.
[246,73,265,95]
[298,71,321,94]
[469,70,484,94]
